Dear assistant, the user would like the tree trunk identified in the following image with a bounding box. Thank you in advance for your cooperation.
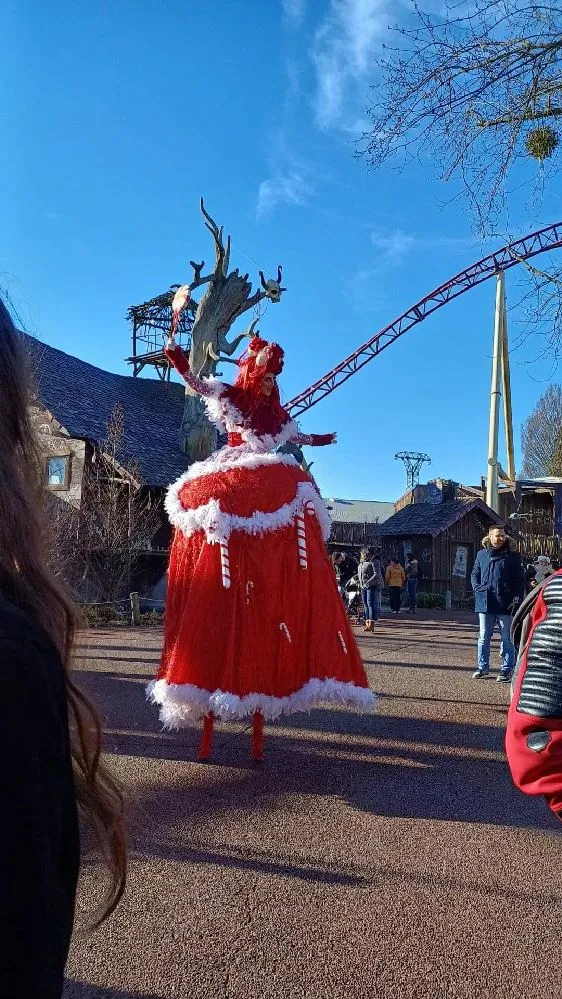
[180,392,217,460]
[179,272,259,459]
[177,201,280,462]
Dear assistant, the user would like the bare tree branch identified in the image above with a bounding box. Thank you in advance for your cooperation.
[361,0,562,229]
[360,0,562,351]
[521,384,562,475]
[188,259,214,289]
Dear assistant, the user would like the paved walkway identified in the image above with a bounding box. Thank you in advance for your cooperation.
[64,612,562,999]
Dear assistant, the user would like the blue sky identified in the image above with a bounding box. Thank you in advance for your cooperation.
[2,0,561,501]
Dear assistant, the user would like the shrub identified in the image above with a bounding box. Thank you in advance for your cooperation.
[454,595,474,610]
[417,591,445,609]
[81,603,121,627]
[140,610,164,627]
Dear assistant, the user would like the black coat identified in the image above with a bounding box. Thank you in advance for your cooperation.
[0,596,80,998]
[470,543,525,615]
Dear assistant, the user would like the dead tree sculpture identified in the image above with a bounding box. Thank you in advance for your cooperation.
[178,199,285,460]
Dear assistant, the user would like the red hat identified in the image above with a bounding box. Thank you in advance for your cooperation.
[235,336,284,392]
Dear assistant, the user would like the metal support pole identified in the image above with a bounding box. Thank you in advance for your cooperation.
[500,302,516,483]
[486,272,504,513]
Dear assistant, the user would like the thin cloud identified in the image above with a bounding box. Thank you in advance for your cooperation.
[371,229,476,263]
[256,171,314,220]
[311,0,391,131]
[282,0,306,26]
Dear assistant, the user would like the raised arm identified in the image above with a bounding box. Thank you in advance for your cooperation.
[290,431,337,447]
[164,339,217,399]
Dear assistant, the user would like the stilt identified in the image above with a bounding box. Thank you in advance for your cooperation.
[197,712,215,761]
[251,711,264,762]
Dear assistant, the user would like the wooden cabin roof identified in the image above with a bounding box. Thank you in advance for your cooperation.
[378,499,501,538]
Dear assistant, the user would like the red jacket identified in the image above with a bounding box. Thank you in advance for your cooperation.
[505,569,562,819]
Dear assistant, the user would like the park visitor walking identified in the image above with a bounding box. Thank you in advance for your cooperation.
[358,547,384,631]
[406,557,419,613]
[386,557,406,615]
[331,551,345,597]
[534,554,554,584]
[0,300,126,998]
[470,526,525,682]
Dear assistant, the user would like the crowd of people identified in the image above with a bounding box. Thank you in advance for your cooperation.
[332,536,560,688]
[331,547,419,626]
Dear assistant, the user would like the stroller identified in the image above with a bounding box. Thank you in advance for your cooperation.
[344,575,364,623]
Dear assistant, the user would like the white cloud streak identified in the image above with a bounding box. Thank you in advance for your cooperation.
[371,229,475,263]
[257,171,314,220]
[311,0,392,130]
[282,0,307,27]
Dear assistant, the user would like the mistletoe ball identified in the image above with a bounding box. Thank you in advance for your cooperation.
[525,126,560,162]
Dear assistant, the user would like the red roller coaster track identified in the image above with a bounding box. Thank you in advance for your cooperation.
[286,222,562,418]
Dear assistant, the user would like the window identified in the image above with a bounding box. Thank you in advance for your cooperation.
[46,455,70,490]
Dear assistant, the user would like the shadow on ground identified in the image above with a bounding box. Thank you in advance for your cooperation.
[74,668,557,835]
[64,984,163,998]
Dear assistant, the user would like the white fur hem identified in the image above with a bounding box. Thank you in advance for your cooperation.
[147,677,377,726]
[165,477,332,544]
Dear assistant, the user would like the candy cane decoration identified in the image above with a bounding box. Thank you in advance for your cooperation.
[338,631,348,654]
[296,511,308,569]
[219,539,231,589]
[280,622,292,643]
[296,501,316,569]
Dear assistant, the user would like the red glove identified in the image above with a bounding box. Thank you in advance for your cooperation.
[310,433,335,447]
[164,343,190,377]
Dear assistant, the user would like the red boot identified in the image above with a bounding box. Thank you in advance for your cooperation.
[251,711,264,762]
[197,712,215,761]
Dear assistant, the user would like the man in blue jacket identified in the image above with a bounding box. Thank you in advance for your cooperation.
[470,525,525,682]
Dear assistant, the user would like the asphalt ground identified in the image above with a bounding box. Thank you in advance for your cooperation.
[64,610,562,999]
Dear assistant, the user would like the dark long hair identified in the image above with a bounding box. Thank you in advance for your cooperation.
[0,301,126,925]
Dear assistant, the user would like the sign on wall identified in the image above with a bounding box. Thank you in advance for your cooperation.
[452,546,468,578]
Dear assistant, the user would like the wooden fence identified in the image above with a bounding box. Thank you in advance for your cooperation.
[516,534,562,563]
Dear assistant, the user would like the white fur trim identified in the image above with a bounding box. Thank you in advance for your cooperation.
[147,677,377,726]
[179,445,299,486]
[165,478,332,544]
[200,375,224,399]
[203,388,298,452]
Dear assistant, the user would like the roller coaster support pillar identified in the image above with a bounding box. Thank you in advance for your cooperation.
[486,272,506,514]
[501,299,516,483]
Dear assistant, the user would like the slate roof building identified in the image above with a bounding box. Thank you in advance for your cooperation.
[26,334,193,599]
[26,334,189,489]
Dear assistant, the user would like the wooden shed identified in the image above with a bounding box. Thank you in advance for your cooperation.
[326,497,395,553]
[377,498,502,598]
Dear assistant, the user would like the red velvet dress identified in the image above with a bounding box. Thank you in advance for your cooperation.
[148,347,376,728]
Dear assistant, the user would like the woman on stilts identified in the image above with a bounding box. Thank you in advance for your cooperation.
[147,286,376,761]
